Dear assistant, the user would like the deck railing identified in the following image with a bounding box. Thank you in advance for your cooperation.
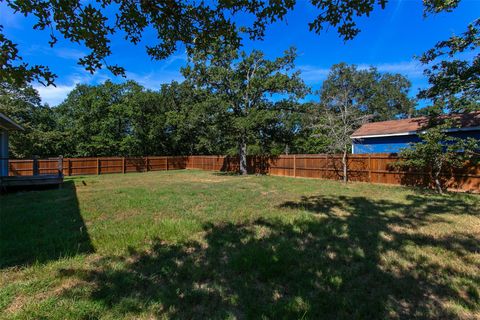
[3,156,64,177]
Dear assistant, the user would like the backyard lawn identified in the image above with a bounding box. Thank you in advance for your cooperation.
[1,170,479,319]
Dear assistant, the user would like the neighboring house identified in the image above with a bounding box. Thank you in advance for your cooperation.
[351,111,480,154]
[0,113,23,177]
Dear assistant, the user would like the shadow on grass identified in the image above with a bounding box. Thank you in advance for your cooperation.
[0,180,94,269]
[211,171,242,177]
[57,194,479,319]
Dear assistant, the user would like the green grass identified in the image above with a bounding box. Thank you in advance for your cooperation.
[1,170,479,319]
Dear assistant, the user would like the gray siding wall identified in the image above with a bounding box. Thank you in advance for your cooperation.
[0,129,9,177]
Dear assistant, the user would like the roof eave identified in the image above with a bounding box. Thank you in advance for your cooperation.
[351,126,480,139]
[0,113,24,131]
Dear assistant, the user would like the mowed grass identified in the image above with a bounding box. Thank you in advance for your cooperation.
[1,170,479,319]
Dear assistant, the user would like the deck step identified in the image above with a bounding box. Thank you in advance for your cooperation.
[0,175,63,187]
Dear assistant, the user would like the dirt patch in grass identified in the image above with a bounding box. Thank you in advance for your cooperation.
[52,278,90,296]
[4,277,89,315]
[5,294,28,314]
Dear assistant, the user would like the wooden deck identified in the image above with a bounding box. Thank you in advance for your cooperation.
[0,175,63,188]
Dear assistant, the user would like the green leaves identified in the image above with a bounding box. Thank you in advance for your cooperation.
[308,0,387,41]
[2,0,461,87]
[422,0,461,14]
[0,83,64,157]
[0,25,56,87]
[409,17,479,192]
[418,19,480,112]
[319,63,414,121]
[184,46,308,158]
[396,120,479,193]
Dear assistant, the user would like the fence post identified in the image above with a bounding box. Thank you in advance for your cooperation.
[145,156,149,172]
[166,156,169,171]
[346,153,349,182]
[122,157,125,174]
[96,158,100,175]
[324,154,328,179]
[293,154,296,177]
[58,155,63,177]
[33,155,39,176]
[368,154,372,183]
[68,158,71,176]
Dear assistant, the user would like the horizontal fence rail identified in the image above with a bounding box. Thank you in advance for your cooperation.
[7,154,480,192]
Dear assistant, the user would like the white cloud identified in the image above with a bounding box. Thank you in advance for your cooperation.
[54,47,87,60]
[34,71,112,106]
[160,53,188,70]
[298,60,425,84]
[35,67,184,106]
[298,65,331,83]
[34,83,78,106]
[24,45,87,60]
[357,61,424,78]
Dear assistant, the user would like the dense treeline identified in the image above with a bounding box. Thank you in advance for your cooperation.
[0,59,415,159]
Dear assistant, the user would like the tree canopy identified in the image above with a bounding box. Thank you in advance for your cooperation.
[0,56,420,160]
[396,120,479,194]
[310,63,414,182]
[0,0,462,87]
[0,83,64,158]
[418,19,480,113]
[398,17,480,193]
[183,46,309,174]
[317,63,414,120]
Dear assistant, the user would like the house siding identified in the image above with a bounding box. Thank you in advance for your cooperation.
[0,129,9,177]
[352,130,480,154]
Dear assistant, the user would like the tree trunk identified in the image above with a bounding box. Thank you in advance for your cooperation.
[432,160,444,194]
[239,136,248,175]
[433,170,443,194]
[342,149,348,184]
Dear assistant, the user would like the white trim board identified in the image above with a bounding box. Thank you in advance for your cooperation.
[351,126,480,139]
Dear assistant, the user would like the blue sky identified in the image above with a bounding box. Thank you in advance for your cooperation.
[1,0,479,107]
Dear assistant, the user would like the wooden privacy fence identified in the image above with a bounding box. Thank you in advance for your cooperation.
[7,154,480,192]
[8,156,187,177]
[185,154,480,192]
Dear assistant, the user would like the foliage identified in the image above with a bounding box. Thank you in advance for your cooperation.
[396,120,479,194]
[162,82,234,155]
[0,26,56,86]
[1,0,461,87]
[183,46,308,174]
[0,83,63,158]
[0,59,420,160]
[316,63,414,122]
[1,77,311,159]
[360,71,415,120]
[51,77,306,158]
[55,81,142,157]
[273,102,331,154]
[314,63,414,182]
[411,18,480,193]
[54,80,220,157]
[412,103,444,117]
[418,19,480,112]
